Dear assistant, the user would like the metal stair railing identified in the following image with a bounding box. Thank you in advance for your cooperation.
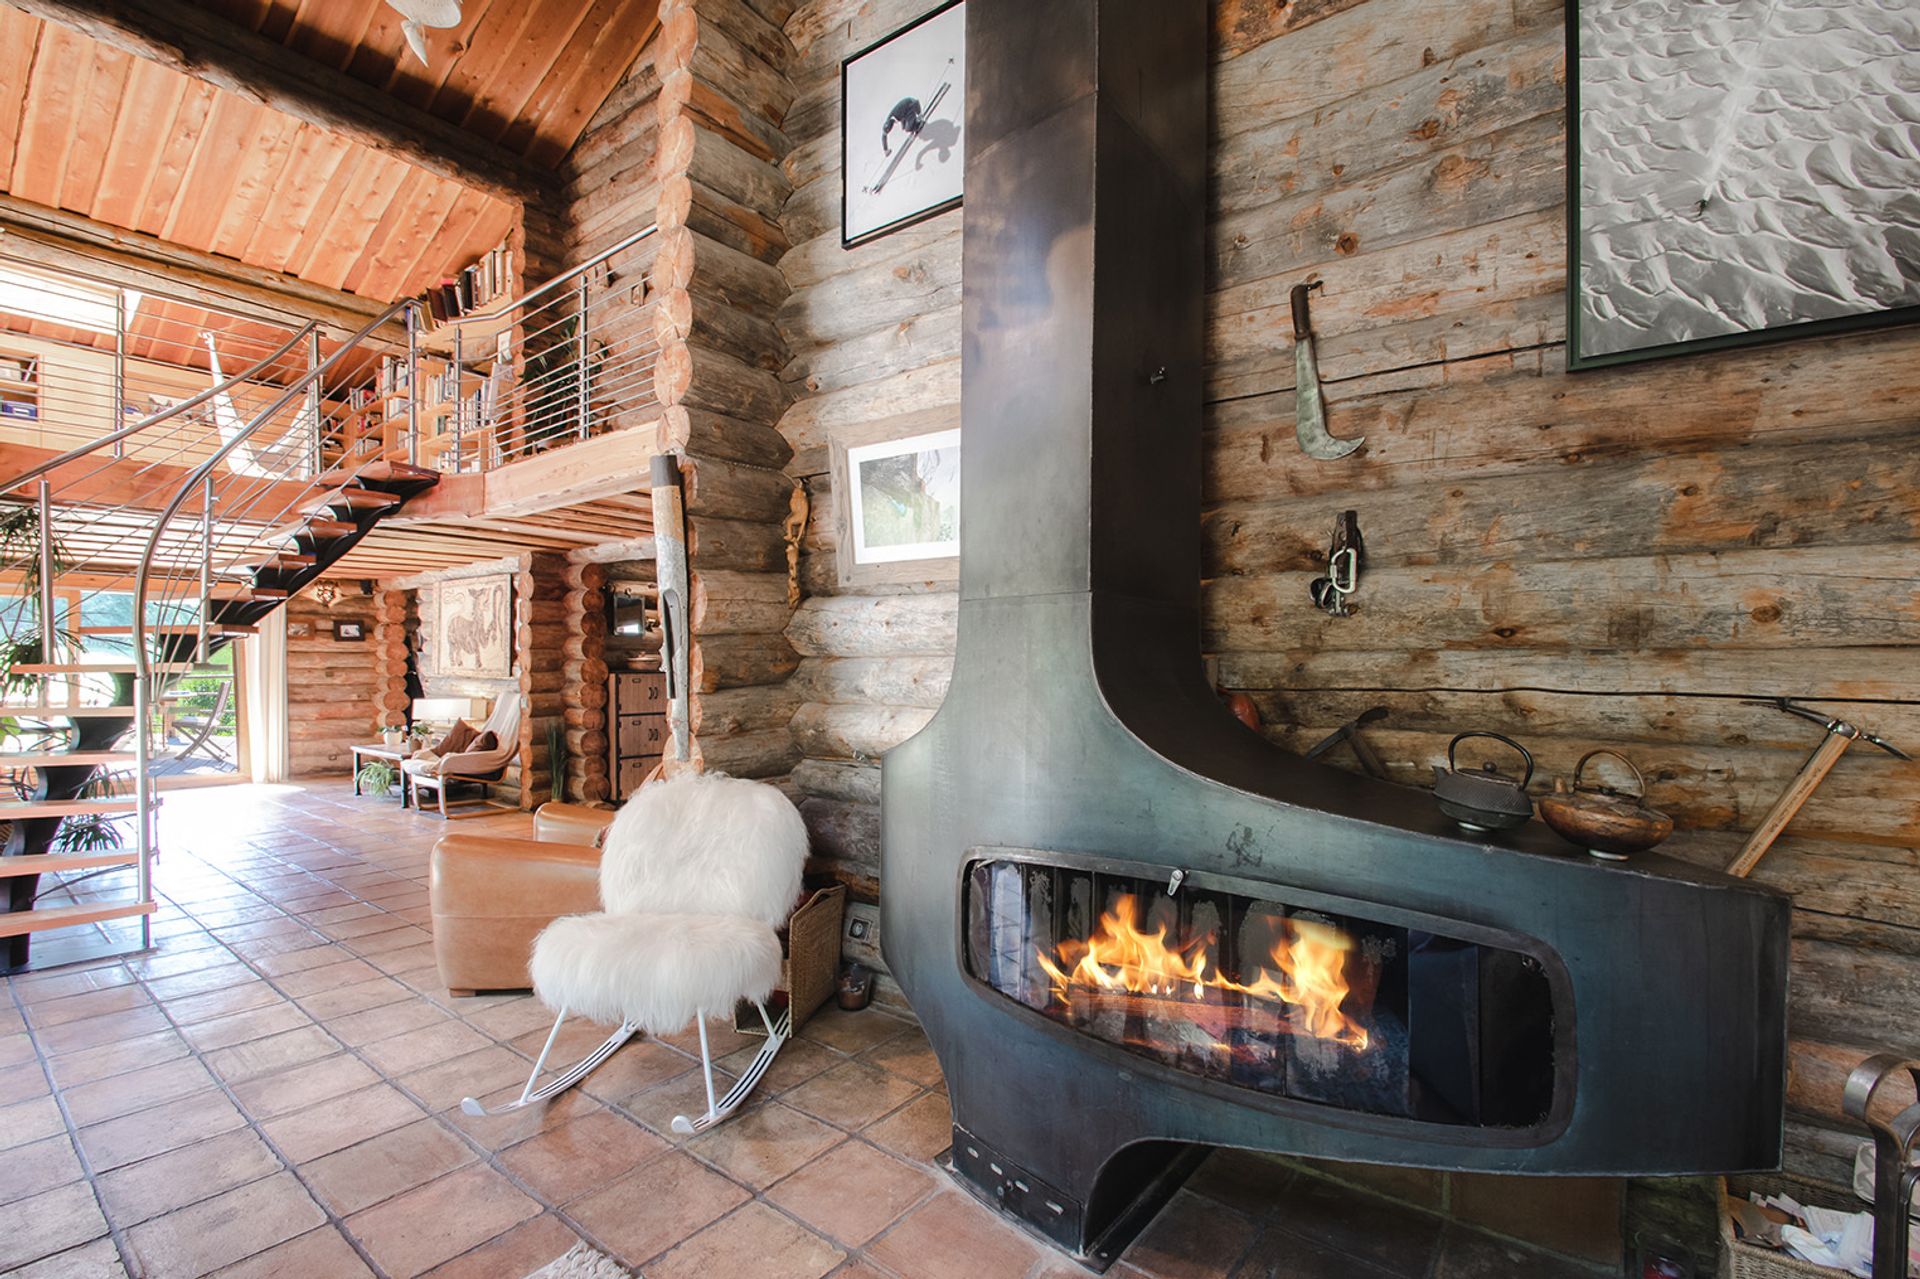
[412,225,659,474]
[127,298,421,922]
[0,278,415,965]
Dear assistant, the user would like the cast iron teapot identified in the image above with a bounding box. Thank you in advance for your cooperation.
[1432,731,1535,832]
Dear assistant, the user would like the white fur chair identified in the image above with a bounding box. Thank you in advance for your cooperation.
[462,770,808,1135]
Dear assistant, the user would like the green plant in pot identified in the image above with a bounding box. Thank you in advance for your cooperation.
[356,758,398,796]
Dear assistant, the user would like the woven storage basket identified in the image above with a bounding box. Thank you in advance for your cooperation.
[737,882,846,1034]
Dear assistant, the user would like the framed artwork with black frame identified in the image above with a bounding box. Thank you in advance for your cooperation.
[840,0,965,249]
[1567,0,1920,369]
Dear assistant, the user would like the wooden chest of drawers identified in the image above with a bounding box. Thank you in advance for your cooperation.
[608,670,667,800]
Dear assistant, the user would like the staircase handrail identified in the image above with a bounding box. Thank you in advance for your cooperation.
[126,299,416,895]
[0,320,322,499]
[434,225,657,329]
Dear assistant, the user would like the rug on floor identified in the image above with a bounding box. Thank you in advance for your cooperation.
[526,1242,633,1279]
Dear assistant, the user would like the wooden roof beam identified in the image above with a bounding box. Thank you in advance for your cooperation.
[0,194,408,343]
[9,0,556,206]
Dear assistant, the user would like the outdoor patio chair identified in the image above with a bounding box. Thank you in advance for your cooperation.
[169,680,234,767]
[461,770,808,1136]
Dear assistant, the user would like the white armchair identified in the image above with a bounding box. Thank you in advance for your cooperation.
[403,695,522,818]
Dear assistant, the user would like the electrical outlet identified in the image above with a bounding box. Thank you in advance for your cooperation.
[843,903,884,970]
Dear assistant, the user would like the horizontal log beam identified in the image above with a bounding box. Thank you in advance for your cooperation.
[0,195,407,343]
[11,0,554,206]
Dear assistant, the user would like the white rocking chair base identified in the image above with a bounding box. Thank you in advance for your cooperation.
[672,1004,792,1135]
[460,1014,636,1117]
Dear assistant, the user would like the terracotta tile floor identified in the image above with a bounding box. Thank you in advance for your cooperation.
[0,783,1604,1278]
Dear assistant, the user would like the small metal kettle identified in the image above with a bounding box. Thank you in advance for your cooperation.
[1539,749,1673,861]
[1432,731,1535,831]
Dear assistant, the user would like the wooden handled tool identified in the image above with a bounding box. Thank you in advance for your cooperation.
[1726,699,1909,878]
[649,454,691,765]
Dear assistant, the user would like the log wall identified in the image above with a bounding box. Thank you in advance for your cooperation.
[647,0,805,780]
[284,589,380,777]
[774,0,1920,1194]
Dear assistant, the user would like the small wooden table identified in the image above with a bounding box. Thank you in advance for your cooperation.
[350,744,411,799]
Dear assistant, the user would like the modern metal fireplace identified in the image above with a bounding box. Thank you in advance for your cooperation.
[878,1,1790,1270]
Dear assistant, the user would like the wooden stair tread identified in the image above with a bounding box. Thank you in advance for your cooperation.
[0,751,137,766]
[224,554,317,573]
[266,517,356,542]
[76,625,257,637]
[307,486,399,512]
[0,851,139,878]
[11,663,197,675]
[0,900,154,938]
[342,459,438,484]
[0,798,142,817]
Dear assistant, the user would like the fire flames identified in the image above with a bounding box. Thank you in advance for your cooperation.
[1033,895,1371,1051]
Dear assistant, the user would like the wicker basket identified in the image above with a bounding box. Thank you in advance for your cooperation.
[736,881,846,1034]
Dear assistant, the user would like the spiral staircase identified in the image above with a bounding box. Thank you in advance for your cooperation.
[0,298,435,972]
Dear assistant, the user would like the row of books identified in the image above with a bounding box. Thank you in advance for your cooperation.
[422,244,514,323]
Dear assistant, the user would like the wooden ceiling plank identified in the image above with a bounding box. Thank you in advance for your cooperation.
[513,0,657,167]
[131,78,217,238]
[0,10,46,188]
[474,0,599,153]
[282,0,383,73]
[238,124,350,274]
[9,23,85,209]
[387,0,498,105]
[296,150,411,292]
[209,108,304,262]
[450,0,569,144]
[379,184,490,303]
[56,41,133,213]
[9,0,555,204]
[283,148,370,285]
[422,0,533,132]
[89,57,179,229]
[159,93,255,251]
[338,166,435,298]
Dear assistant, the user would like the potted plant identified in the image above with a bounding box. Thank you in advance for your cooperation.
[356,758,397,797]
[408,723,434,750]
[382,725,403,750]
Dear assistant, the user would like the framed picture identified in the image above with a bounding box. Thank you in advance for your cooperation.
[432,574,513,678]
[832,423,960,586]
[334,621,365,642]
[841,0,965,248]
[286,621,312,639]
[1567,0,1920,368]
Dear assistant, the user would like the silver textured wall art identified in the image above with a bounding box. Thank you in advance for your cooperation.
[1570,0,1920,367]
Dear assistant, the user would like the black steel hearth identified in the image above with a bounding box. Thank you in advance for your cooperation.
[879,1,1790,1270]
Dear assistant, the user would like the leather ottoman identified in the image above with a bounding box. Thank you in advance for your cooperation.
[429,803,614,995]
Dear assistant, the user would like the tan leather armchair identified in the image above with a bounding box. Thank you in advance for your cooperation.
[429,802,615,995]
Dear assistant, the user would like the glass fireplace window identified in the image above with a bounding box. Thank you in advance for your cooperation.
[964,859,1557,1128]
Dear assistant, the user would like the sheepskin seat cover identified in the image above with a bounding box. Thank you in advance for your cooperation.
[531,912,783,1033]
[529,771,808,1035]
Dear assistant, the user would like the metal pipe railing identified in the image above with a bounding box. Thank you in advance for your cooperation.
[0,320,321,498]
[435,225,658,330]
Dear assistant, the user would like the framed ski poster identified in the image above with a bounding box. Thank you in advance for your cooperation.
[840,1,965,249]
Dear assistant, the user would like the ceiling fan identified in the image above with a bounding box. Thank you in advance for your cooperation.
[386,0,462,67]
